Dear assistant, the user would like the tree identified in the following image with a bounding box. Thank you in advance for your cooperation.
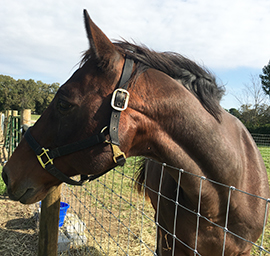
[0,75,16,111]
[260,60,270,96]
[234,74,267,109]
[229,74,270,133]
[12,79,39,110]
[229,108,241,119]
[233,74,268,127]
[0,74,59,113]
[35,82,59,114]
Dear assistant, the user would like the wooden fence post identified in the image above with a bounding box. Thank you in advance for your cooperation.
[12,110,18,116]
[3,110,11,139]
[38,185,62,256]
[21,109,31,126]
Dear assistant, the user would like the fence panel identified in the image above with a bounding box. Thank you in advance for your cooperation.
[61,157,156,255]
[2,109,31,161]
[59,147,270,255]
[252,134,270,147]
[3,113,21,159]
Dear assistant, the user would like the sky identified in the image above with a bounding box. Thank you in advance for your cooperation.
[1,0,270,110]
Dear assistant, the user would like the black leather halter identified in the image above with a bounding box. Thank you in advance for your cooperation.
[24,57,134,186]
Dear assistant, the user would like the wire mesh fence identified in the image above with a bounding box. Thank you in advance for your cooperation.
[59,148,270,256]
[0,130,269,255]
[60,157,156,255]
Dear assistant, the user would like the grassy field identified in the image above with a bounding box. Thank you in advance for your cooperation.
[0,166,5,195]
[259,147,270,179]
[253,147,270,255]
[30,114,40,121]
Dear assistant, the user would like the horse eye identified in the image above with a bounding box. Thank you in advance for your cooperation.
[58,99,72,112]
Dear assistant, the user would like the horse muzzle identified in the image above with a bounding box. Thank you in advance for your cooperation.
[2,165,45,204]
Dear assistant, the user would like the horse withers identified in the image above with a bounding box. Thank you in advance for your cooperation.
[2,10,269,255]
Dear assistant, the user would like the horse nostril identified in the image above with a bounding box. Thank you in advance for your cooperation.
[2,168,9,186]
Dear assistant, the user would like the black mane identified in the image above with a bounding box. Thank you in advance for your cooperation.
[82,41,225,121]
[115,41,225,121]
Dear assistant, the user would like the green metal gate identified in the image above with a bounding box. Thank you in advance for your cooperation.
[3,112,21,160]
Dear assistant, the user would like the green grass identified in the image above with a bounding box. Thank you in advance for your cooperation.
[252,146,270,255]
[31,114,40,121]
[0,166,6,195]
[259,146,270,176]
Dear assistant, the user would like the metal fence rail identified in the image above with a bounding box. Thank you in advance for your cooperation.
[252,134,270,147]
[60,152,270,256]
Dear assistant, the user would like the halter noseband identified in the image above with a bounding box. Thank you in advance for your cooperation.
[24,57,134,186]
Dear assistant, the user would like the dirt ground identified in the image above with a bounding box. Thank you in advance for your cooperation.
[0,195,39,256]
[1,131,39,256]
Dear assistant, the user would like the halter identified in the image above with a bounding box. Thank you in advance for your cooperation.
[24,57,134,186]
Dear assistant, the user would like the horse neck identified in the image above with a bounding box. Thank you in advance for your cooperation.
[150,101,222,180]
[130,69,231,183]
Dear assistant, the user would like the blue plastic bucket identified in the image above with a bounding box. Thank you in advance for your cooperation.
[39,201,70,227]
[59,202,70,227]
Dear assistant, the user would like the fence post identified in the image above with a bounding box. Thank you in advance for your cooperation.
[4,111,11,140]
[12,110,18,116]
[10,111,18,154]
[38,185,62,256]
[21,109,31,126]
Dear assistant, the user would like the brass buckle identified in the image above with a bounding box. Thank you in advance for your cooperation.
[111,88,130,111]
[37,148,54,169]
[111,144,126,165]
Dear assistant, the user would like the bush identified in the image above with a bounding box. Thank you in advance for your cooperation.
[247,124,270,134]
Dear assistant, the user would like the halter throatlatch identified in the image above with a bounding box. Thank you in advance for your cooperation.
[24,57,134,186]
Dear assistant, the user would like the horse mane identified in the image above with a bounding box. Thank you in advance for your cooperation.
[81,41,225,122]
[114,41,225,122]
[135,159,147,195]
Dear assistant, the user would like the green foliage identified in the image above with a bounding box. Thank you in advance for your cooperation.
[0,74,59,114]
[0,166,6,195]
[229,104,270,133]
[34,81,59,114]
[229,108,241,119]
[0,75,16,111]
[260,60,270,96]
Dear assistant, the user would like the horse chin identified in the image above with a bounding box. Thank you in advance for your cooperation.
[2,164,57,204]
[7,184,49,205]
[18,188,48,204]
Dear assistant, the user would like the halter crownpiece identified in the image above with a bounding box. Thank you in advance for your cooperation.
[24,57,134,186]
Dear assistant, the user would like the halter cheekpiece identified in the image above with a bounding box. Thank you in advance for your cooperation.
[24,57,134,186]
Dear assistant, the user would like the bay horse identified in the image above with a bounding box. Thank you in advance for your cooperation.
[2,10,269,255]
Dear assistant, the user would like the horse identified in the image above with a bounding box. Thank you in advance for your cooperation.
[2,10,269,255]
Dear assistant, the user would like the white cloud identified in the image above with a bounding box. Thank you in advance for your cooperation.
[0,0,270,86]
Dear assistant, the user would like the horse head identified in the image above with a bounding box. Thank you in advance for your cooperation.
[2,10,147,204]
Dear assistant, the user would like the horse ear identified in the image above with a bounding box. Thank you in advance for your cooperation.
[83,10,118,67]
